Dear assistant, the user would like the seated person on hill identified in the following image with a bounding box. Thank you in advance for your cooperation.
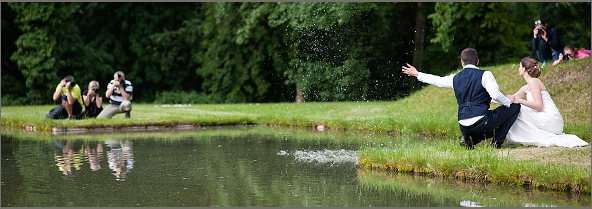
[532,19,563,68]
[50,75,83,120]
[74,81,103,119]
[552,45,592,66]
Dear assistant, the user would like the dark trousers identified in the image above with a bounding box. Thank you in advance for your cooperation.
[74,107,103,119]
[536,39,552,62]
[60,99,83,118]
[459,103,520,146]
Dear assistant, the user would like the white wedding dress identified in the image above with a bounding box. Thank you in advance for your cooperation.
[507,91,589,148]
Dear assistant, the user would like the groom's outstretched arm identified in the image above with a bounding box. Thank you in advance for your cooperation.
[402,63,454,89]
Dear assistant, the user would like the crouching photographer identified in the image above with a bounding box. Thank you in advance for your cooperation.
[96,71,133,119]
[74,81,104,119]
[532,19,563,68]
[47,75,83,120]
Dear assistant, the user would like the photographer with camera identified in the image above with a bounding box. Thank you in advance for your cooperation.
[552,45,592,66]
[49,75,83,120]
[74,81,103,119]
[532,19,563,68]
[96,71,133,119]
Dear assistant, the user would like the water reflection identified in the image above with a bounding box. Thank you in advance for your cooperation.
[53,140,85,178]
[85,142,104,171]
[357,168,589,207]
[52,139,133,181]
[106,139,134,181]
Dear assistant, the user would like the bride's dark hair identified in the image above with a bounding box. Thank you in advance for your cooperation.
[521,57,541,78]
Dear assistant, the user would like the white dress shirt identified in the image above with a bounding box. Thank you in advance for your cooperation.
[416,64,511,126]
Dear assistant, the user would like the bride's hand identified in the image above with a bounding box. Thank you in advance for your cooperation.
[514,98,524,104]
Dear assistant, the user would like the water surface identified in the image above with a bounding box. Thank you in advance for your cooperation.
[1,126,589,207]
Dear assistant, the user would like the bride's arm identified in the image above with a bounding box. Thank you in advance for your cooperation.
[512,85,528,100]
[516,79,544,111]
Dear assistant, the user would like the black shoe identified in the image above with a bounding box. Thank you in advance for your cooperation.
[460,136,474,150]
[125,112,130,119]
[69,116,74,120]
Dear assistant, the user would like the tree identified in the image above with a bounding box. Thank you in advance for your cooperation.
[428,2,535,67]
[7,2,199,104]
[533,2,591,50]
[281,2,419,101]
[197,2,292,103]
[1,2,26,106]
[77,3,198,102]
[8,2,85,105]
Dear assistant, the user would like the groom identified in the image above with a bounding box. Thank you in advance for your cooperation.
[401,48,520,149]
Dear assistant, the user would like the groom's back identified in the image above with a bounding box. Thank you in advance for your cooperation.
[453,68,491,120]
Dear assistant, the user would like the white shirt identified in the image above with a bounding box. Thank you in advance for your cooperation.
[417,64,511,126]
[107,80,133,105]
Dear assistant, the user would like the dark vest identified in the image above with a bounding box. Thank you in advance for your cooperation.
[453,68,491,120]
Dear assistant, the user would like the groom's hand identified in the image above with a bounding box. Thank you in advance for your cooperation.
[402,63,419,77]
[506,94,515,104]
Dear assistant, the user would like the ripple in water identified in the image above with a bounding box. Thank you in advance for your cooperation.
[277,149,358,165]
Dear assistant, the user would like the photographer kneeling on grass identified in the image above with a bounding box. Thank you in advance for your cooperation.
[74,81,104,119]
[47,75,83,120]
[96,71,133,119]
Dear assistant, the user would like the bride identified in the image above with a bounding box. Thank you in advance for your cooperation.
[504,57,588,148]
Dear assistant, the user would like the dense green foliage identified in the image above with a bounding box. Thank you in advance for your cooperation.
[2,2,590,105]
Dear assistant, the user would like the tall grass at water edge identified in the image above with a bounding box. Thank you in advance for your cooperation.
[2,58,589,140]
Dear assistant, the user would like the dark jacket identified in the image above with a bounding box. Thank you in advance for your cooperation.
[532,27,563,54]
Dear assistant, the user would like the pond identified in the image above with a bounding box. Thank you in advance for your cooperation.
[1,126,590,207]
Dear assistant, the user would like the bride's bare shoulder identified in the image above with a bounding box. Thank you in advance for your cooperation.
[530,78,547,91]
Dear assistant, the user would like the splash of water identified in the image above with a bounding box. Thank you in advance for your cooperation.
[277,149,358,165]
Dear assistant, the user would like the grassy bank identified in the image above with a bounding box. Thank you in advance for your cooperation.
[358,139,591,193]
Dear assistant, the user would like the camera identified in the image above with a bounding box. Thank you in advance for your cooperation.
[537,28,544,35]
[63,79,76,88]
[93,87,99,93]
[562,53,571,61]
[117,74,125,86]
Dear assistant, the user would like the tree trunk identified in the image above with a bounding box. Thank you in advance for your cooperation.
[295,86,304,103]
[411,2,427,89]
